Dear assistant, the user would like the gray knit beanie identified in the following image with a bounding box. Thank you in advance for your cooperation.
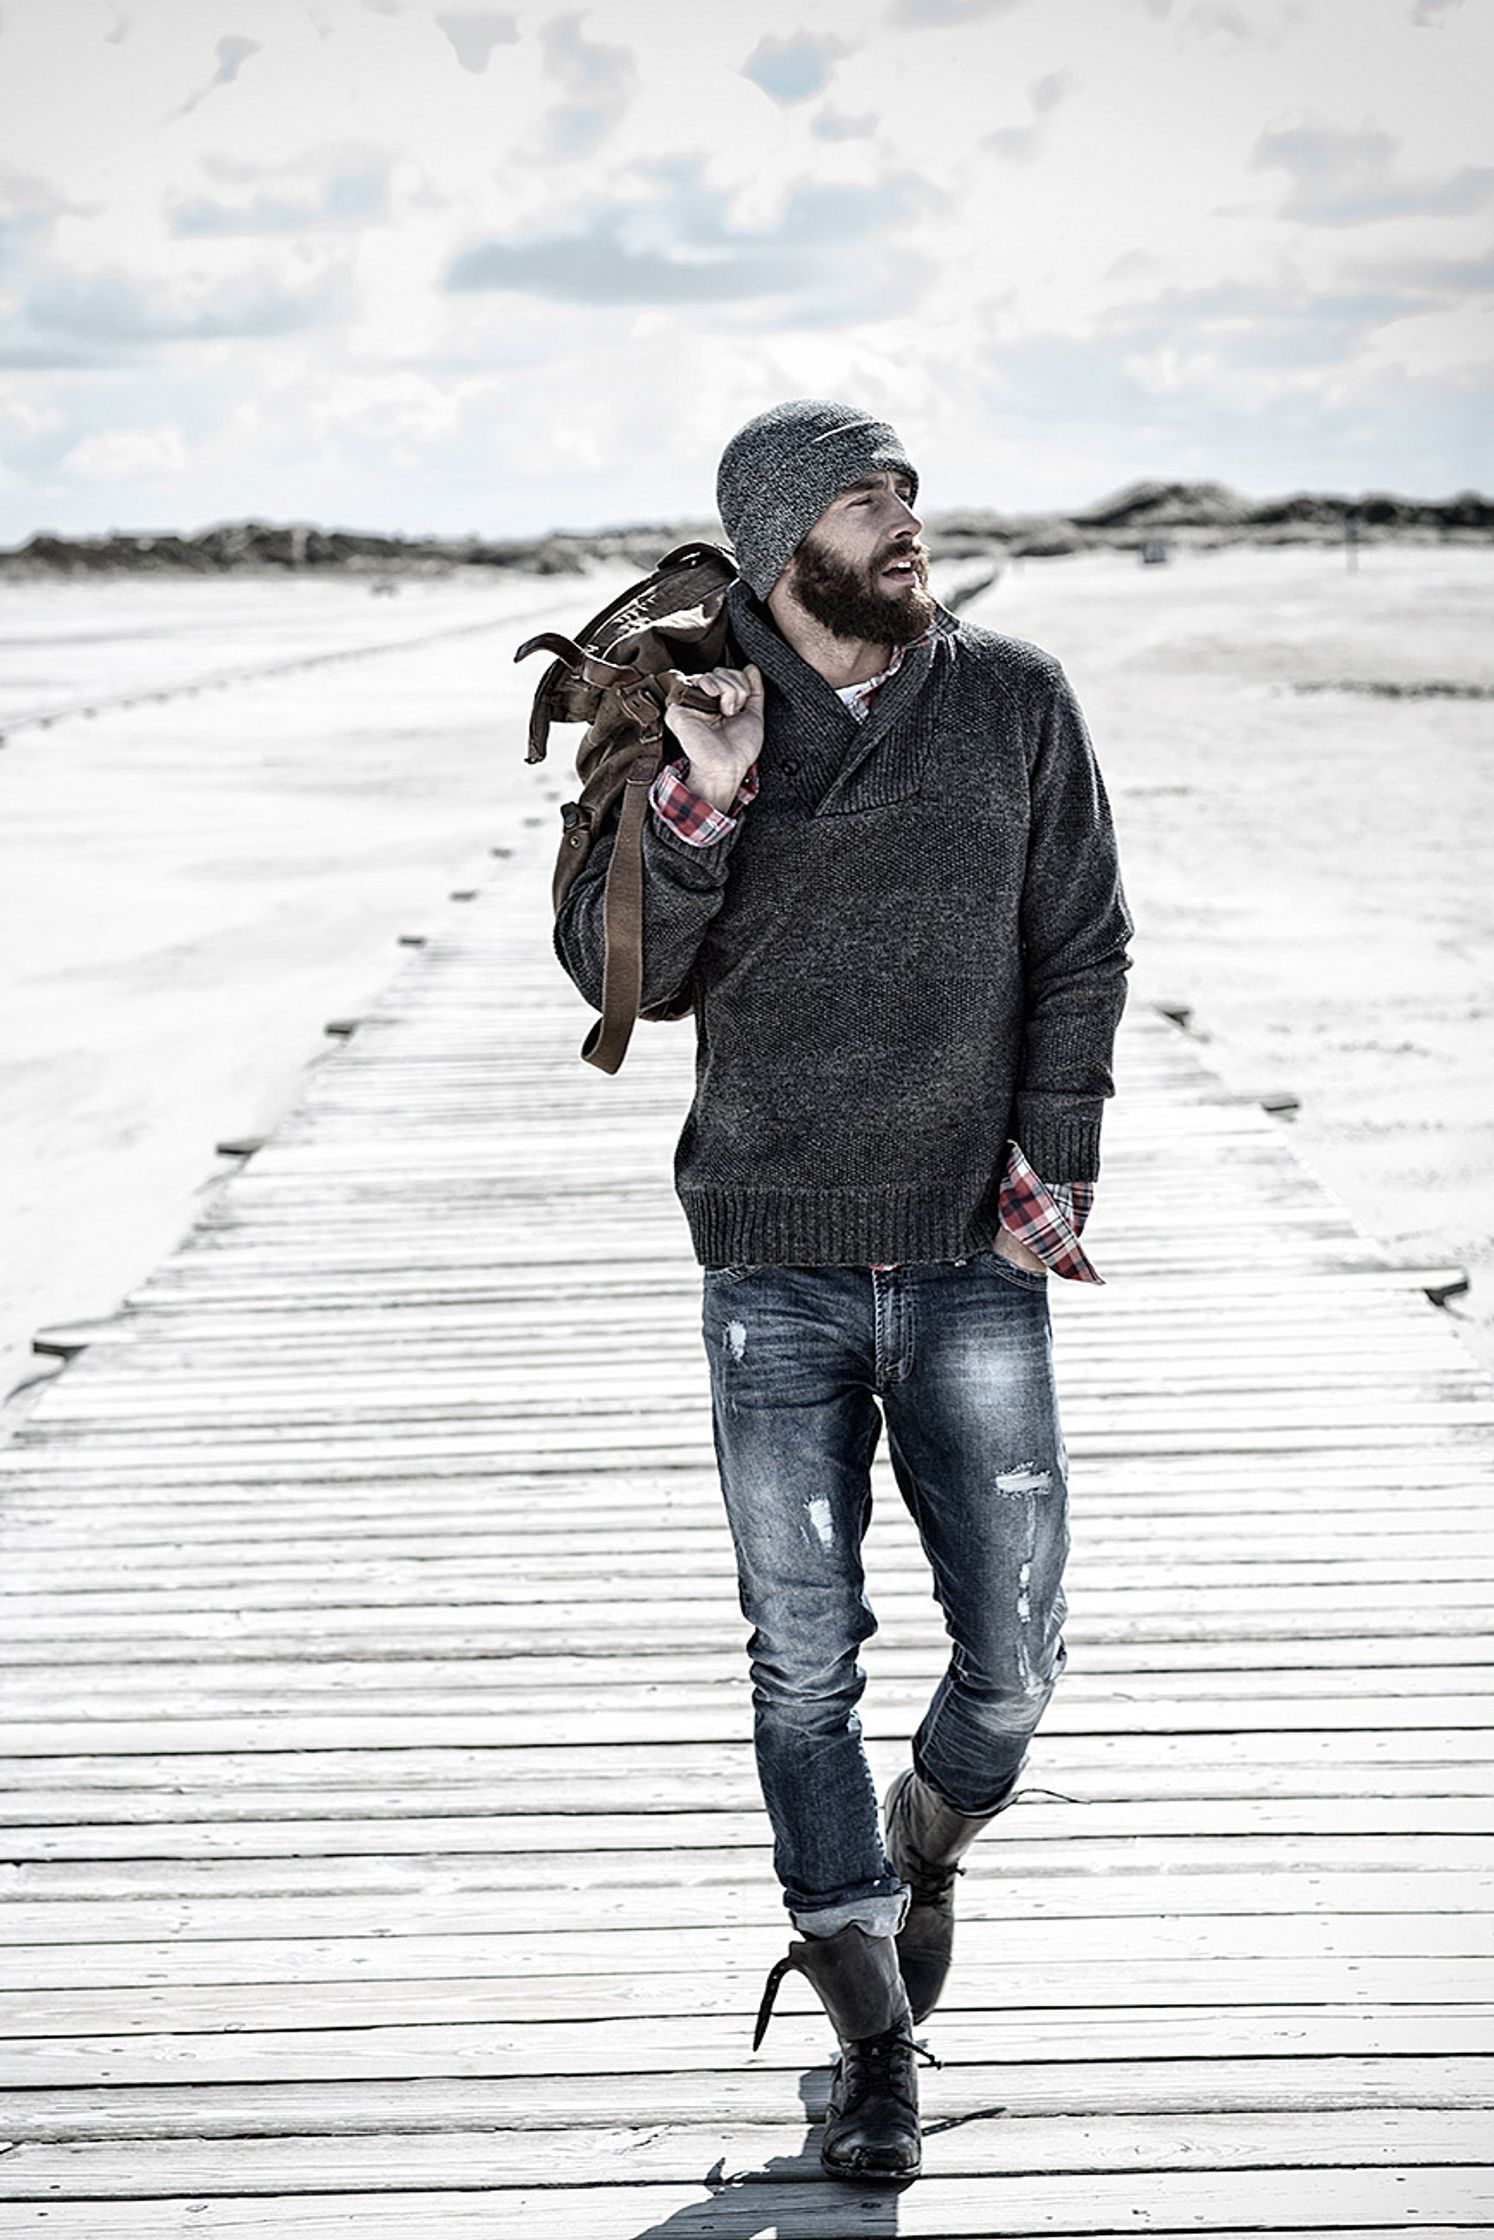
[716,398,919,600]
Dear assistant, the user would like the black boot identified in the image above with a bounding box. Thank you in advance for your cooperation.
[753,1922,929,2179]
[884,1765,1012,2023]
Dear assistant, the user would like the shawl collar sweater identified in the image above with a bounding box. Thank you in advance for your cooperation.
[553,580,1134,1268]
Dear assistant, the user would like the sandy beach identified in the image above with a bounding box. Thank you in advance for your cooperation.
[2,543,1490,1409]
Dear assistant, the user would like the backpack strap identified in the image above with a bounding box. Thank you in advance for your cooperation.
[514,632,721,717]
[581,720,658,1074]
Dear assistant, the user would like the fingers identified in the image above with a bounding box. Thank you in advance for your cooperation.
[689,665,762,720]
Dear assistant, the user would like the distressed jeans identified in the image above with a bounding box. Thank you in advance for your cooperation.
[700,1246,1069,1939]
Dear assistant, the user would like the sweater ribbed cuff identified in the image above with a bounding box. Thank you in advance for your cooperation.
[1013,1096,1105,1184]
[642,810,742,882]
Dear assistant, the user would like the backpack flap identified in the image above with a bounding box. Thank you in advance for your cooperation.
[521,541,737,766]
[524,659,601,765]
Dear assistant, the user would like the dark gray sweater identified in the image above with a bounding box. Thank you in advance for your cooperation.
[554,581,1134,1268]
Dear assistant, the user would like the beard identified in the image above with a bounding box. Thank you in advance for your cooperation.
[788,530,937,646]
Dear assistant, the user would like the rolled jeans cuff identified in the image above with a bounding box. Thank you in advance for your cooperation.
[792,1885,911,1941]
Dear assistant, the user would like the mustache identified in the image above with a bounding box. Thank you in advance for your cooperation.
[874,540,929,570]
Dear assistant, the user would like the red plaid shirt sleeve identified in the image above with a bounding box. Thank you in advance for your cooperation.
[997,1138,1102,1283]
[650,753,761,845]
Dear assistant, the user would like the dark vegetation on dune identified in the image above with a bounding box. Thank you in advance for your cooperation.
[2,479,1489,578]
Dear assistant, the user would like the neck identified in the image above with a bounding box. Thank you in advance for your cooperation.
[765,582,891,689]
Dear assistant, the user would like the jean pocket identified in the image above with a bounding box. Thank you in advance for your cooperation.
[704,1262,766,1285]
[983,1246,1049,1290]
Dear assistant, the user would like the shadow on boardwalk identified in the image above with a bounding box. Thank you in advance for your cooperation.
[623,2065,1008,2236]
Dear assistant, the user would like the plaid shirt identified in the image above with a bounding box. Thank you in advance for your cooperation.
[830,627,936,718]
[991,1140,1100,1283]
[650,752,762,844]
[648,632,1103,1283]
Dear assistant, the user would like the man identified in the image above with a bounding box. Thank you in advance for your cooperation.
[554,399,1133,2180]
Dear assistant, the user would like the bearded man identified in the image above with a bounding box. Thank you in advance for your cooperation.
[554,399,1134,2181]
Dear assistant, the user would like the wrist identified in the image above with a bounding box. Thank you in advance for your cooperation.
[685,759,744,815]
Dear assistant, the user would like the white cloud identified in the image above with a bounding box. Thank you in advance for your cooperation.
[434,11,518,73]
[0,382,65,439]
[537,13,636,162]
[741,31,853,103]
[164,34,262,124]
[310,367,475,444]
[1253,121,1494,225]
[25,260,346,344]
[442,160,938,314]
[1354,298,1494,385]
[61,423,189,480]
[169,158,392,236]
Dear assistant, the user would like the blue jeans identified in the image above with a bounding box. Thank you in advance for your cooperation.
[700,1246,1069,1939]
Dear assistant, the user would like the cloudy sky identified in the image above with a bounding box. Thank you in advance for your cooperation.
[0,0,1489,540]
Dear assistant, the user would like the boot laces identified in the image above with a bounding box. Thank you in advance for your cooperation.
[840,2026,940,2112]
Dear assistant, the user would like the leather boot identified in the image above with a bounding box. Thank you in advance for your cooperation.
[884,1765,1013,2023]
[753,1922,928,2179]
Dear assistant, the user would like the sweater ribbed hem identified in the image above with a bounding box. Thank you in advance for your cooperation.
[680,1182,998,1269]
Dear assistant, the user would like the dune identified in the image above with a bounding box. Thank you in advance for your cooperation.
[3,479,1489,590]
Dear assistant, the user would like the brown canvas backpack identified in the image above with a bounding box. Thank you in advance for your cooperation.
[515,540,739,1073]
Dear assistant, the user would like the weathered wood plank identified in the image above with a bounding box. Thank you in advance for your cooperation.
[4,1721,1490,1767]
[2,2055,1488,2138]
[6,1955,1491,2037]
[6,1797,1494,1862]
[4,1909,1488,1994]
[0,2108,1488,2196]
[5,1662,1491,1717]
[3,2003,1489,2088]
[0,2170,1487,2235]
[1,1629,1488,1674]
[3,1761,1489,1828]
[2,1872,1486,1949]
[8,1833,1481,1904]
[8,1551,1494,1614]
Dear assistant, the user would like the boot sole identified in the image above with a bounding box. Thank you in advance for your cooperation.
[821,2148,922,2179]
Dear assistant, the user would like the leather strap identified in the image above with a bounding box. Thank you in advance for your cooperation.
[580,728,660,1073]
[516,631,721,712]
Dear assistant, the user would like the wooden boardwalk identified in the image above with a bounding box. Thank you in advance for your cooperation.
[2,832,1492,2236]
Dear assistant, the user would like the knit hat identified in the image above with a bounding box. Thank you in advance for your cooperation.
[716,398,919,600]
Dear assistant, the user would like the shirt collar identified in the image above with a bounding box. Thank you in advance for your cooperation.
[833,625,938,720]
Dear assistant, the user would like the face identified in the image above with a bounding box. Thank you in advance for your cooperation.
[785,468,935,646]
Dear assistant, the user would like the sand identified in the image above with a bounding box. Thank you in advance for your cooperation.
[1,544,1490,1411]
